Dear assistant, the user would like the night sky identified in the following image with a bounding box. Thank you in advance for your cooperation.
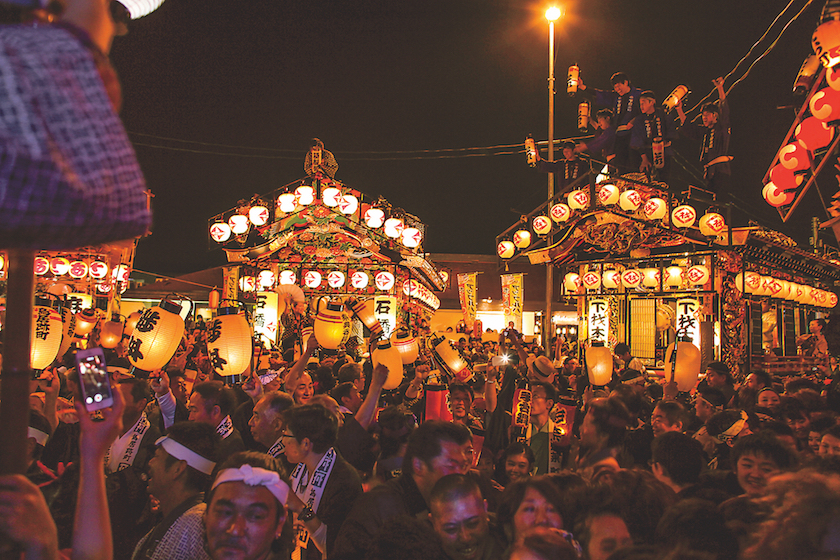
[110,0,830,276]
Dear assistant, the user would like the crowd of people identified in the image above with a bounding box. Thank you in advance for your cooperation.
[5,316,840,560]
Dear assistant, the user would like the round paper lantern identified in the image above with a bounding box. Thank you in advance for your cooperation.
[563,272,581,292]
[229,214,249,234]
[125,310,142,335]
[812,19,840,68]
[345,297,384,339]
[31,298,63,370]
[277,270,294,285]
[791,283,806,303]
[210,222,232,243]
[763,181,795,208]
[686,265,710,286]
[619,190,643,211]
[582,271,601,290]
[550,203,571,223]
[513,230,531,249]
[69,261,88,279]
[783,282,797,301]
[127,299,185,371]
[327,271,345,288]
[401,227,422,248]
[764,277,784,298]
[277,193,297,213]
[112,265,130,286]
[338,194,359,215]
[586,343,613,386]
[642,268,661,288]
[322,187,341,207]
[597,184,620,205]
[304,270,322,288]
[74,307,98,336]
[89,261,108,279]
[350,271,369,289]
[777,280,791,300]
[796,117,835,151]
[809,287,822,306]
[314,301,351,349]
[778,142,812,171]
[294,185,315,206]
[498,240,516,259]
[664,339,701,392]
[384,218,404,238]
[239,276,256,292]
[815,289,829,307]
[699,213,726,236]
[50,257,70,276]
[828,292,838,308]
[643,198,667,220]
[372,340,405,390]
[664,266,683,287]
[392,329,420,365]
[752,276,770,297]
[248,204,270,226]
[206,306,253,378]
[432,335,468,377]
[621,269,642,288]
[770,164,804,191]
[364,208,385,228]
[34,256,49,275]
[602,270,621,289]
[810,87,840,123]
[258,270,276,289]
[671,205,697,228]
[99,316,125,349]
[375,271,395,291]
[567,190,589,209]
[532,215,552,235]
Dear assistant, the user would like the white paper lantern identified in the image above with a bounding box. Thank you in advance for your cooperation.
[671,205,697,228]
[642,268,661,288]
[602,270,621,289]
[686,265,710,286]
[258,270,276,289]
[295,185,315,206]
[249,204,270,226]
[582,271,601,290]
[598,184,620,205]
[384,218,404,238]
[621,269,643,288]
[734,271,762,294]
[365,208,385,228]
[239,276,256,292]
[513,230,531,249]
[664,266,683,287]
[532,215,552,235]
[375,271,395,291]
[69,261,88,279]
[89,261,108,279]
[643,198,667,220]
[279,270,296,285]
[351,271,369,289]
[563,273,581,292]
[210,222,232,243]
[277,193,297,213]
[401,227,422,248]
[567,190,589,210]
[699,212,726,236]
[828,292,838,308]
[304,270,322,288]
[498,241,516,259]
[550,203,571,223]
[322,187,341,207]
[338,194,359,215]
[50,257,70,276]
[327,271,345,288]
[619,190,643,211]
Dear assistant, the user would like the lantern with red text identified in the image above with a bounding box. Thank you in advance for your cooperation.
[207,305,253,378]
[550,203,571,223]
[582,271,601,290]
[31,297,62,370]
[812,19,840,68]
[372,339,404,390]
[619,190,643,211]
[621,269,642,289]
[602,270,621,289]
[778,142,812,171]
[563,273,581,292]
[686,265,710,286]
[567,190,589,210]
[498,241,516,259]
[699,213,726,236]
[597,184,619,205]
[643,198,667,220]
[796,117,835,151]
[127,299,186,371]
[74,308,99,336]
[532,215,552,235]
[392,329,420,365]
[810,87,840,124]
[432,334,470,380]
[671,205,697,228]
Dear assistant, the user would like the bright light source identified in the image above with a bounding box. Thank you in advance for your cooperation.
[545,6,562,22]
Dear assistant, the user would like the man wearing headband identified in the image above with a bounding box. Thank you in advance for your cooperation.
[134,421,219,560]
[205,452,290,560]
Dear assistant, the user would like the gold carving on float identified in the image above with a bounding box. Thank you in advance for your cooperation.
[721,274,746,378]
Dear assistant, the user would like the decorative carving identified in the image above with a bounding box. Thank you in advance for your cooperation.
[721,274,746,379]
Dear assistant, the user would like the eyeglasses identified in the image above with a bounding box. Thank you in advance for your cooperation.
[279,432,296,440]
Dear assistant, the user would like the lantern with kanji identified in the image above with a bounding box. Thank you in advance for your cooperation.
[699,212,726,236]
[810,87,840,124]
[567,190,589,210]
[127,298,186,371]
[532,215,552,235]
[619,190,643,211]
[643,198,667,220]
[498,241,516,259]
[206,304,253,378]
[74,308,99,336]
[432,334,469,379]
[550,203,571,223]
[563,272,581,292]
[664,338,701,392]
[581,271,601,290]
[31,297,63,370]
[671,205,697,228]
[597,184,619,205]
[345,297,384,340]
[686,265,710,286]
[313,300,351,350]
[513,230,531,249]
[812,19,840,68]
[621,269,642,288]
[602,270,621,289]
[372,339,404,390]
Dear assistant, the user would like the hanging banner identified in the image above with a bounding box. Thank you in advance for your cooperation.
[223,266,240,303]
[374,295,398,339]
[501,274,523,332]
[457,273,478,329]
[254,291,279,346]
[676,298,701,345]
[588,298,609,345]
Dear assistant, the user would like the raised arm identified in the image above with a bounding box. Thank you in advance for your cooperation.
[355,363,388,430]
[284,334,318,393]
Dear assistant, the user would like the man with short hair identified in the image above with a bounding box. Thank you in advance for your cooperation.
[429,474,502,560]
[534,140,587,189]
[651,401,688,438]
[651,431,705,497]
[613,343,645,377]
[631,90,678,181]
[448,381,483,432]
[526,381,559,475]
[188,381,246,459]
[331,382,362,416]
[248,391,295,463]
[819,425,840,456]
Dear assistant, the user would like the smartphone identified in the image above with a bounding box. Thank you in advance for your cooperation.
[75,347,114,412]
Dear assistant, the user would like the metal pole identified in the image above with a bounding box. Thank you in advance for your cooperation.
[544,19,555,352]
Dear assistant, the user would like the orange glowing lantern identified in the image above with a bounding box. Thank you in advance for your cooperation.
[99,315,125,349]
[345,296,384,339]
[550,203,571,223]
[532,215,552,235]
[313,300,351,349]
[567,190,589,210]
[34,256,49,275]
[621,269,642,288]
[432,334,469,377]
[699,213,726,236]
[686,265,710,286]
[208,290,220,309]
[372,339,405,390]
[597,184,620,205]
[391,329,420,365]
[498,240,516,259]
[513,230,531,249]
[643,198,667,220]
[563,273,581,292]
[125,310,143,334]
[810,87,840,123]
[207,305,253,378]
[664,338,701,392]
[763,181,795,208]
[581,271,601,290]
[778,142,812,171]
[664,266,683,287]
[31,297,62,370]
[128,299,186,371]
[602,270,621,289]
[74,307,99,336]
[585,343,613,386]
[671,205,697,228]
[812,19,840,68]
[642,268,660,288]
[619,190,643,211]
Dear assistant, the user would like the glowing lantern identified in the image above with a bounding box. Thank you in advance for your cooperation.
[828,292,838,308]
[326,271,345,289]
[375,271,395,291]
[304,270,322,289]
[401,227,422,248]
[391,329,419,365]
[384,218,404,238]
[791,283,806,303]
[248,204,270,226]
[279,270,296,285]
[796,117,835,151]
[513,230,531,249]
[771,164,804,193]
[74,308,99,336]
[338,194,359,215]
[664,339,701,392]
[664,266,683,287]
[778,142,812,171]
[810,87,840,123]
[619,190,643,211]
[643,198,667,220]
[313,300,351,349]
[57,306,77,359]
[764,277,784,298]
[752,276,770,297]
[239,276,256,292]
[563,272,581,292]
[372,339,405,390]
[50,257,70,276]
[294,185,315,206]
[567,190,589,209]
[345,296,384,339]
[602,270,621,289]
[351,271,369,289]
[432,334,469,378]
[99,316,125,349]
[582,271,601,290]
[89,261,108,279]
[277,193,297,213]
[229,214,249,235]
[777,280,791,300]
[112,265,130,287]
[365,208,385,228]
[621,269,642,288]
[815,289,828,307]
[209,290,220,309]
[809,287,821,306]
[763,181,795,207]
[597,184,620,205]
[532,215,552,235]
[550,203,571,223]
[125,310,142,335]
[258,270,276,289]
[31,297,62,370]
[585,343,613,386]
[699,213,726,236]
[686,265,710,286]
[812,20,840,68]
[69,261,88,279]
[671,205,697,228]
[498,240,516,259]
[34,256,49,275]
[210,222,232,243]
[206,306,253,378]
[127,299,186,371]
[322,187,341,207]
[642,268,661,288]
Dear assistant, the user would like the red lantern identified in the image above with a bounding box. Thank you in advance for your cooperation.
[796,117,835,152]
[812,19,840,68]
[34,256,49,275]
[778,142,812,171]
[809,87,840,124]
[763,182,795,207]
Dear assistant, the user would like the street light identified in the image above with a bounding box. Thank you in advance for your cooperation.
[544,5,562,351]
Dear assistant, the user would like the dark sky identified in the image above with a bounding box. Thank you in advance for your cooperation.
[110,0,830,275]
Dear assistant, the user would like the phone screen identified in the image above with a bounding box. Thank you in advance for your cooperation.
[76,348,113,411]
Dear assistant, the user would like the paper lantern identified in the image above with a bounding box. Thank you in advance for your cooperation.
[432,334,468,377]
[550,203,571,223]
[99,316,125,349]
[642,268,661,288]
[563,272,581,292]
[31,297,63,370]
[209,290,220,309]
[322,187,341,207]
[602,270,621,289]
[349,271,369,289]
[313,301,351,349]
[375,271,395,291]
[34,256,49,275]
[828,292,838,308]
[810,87,840,123]
[294,185,315,206]
[74,307,99,336]
[275,270,293,286]
[89,261,108,279]
[384,218,404,238]
[796,117,835,151]
[830,65,840,90]
[248,204,270,226]
[372,339,405,390]
[364,208,385,228]
[812,19,840,68]
[68,261,89,279]
[567,190,589,209]
[809,287,821,306]
[345,297,384,339]
[815,289,829,307]
[339,194,359,215]
[391,329,419,365]
[498,241,516,259]
[621,269,642,288]
[206,306,253,378]
[597,184,620,205]
[532,215,552,235]
[664,266,683,287]
[229,214,249,234]
[513,229,531,249]
[586,344,613,386]
[582,271,601,290]
[277,193,297,213]
[127,299,185,371]
[686,265,710,286]
[771,164,804,192]
[327,271,345,288]
[239,276,256,292]
[763,181,795,208]
[752,276,770,297]
[791,283,806,303]
[401,227,422,248]
[50,257,70,276]
[210,222,232,243]
[258,270,276,289]
[619,190,643,211]
[664,339,701,392]
[764,278,784,298]
[125,310,142,335]
[671,205,697,228]
[777,280,791,300]
[643,198,667,220]
[57,306,77,359]
[304,270,322,288]
[699,213,726,236]
[778,142,812,171]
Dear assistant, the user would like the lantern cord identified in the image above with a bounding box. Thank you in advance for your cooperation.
[132,269,217,290]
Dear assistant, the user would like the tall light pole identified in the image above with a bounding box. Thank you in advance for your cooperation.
[544,6,561,352]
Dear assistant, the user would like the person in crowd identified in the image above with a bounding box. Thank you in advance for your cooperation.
[654,498,739,560]
[650,432,707,499]
[777,398,813,452]
[756,387,782,413]
[133,421,219,560]
[187,380,246,459]
[525,381,560,475]
[150,370,189,432]
[232,368,285,452]
[797,318,829,358]
[331,382,362,417]
[612,343,645,377]
[819,425,840,457]
[332,420,473,560]
[762,421,800,459]
[365,515,447,560]
[573,507,633,560]
[692,386,726,428]
[699,361,736,406]
[428,474,503,560]
[449,381,484,432]
[248,391,295,463]
[808,416,836,454]
[650,400,688,438]
[575,108,616,166]
[497,476,565,549]
[284,335,319,406]
[25,410,60,504]
[705,409,755,469]
[731,433,795,496]
[576,396,631,475]
[534,141,587,189]
[631,90,678,181]
[744,370,773,393]
[507,529,581,560]
[494,442,536,488]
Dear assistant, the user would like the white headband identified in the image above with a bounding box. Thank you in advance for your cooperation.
[211,465,290,505]
[28,427,49,446]
[156,436,216,475]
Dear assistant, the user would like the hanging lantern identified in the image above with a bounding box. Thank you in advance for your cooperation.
[248,204,270,226]
[513,229,531,249]
[770,164,804,192]
[99,315,125,349]
[89,261,108,279]
[498,240,516,259]
[208,290,220,309]
[550,203,571,223]
[563,272,581,292]
[364,208,385,228]
[812,19,840,68]
[69,261,89,279]
[567,190,589,210]
[643,198,667,220]
[765,277,785,298]
[796,117,835,151]
[664,339,701,392]
[828,292,839,308]
[278,193,297,213]
[686,265,710,286]
[57,306,77,360]
[816,289,829,307]
[532,215,552,235]
[304,270,322,289]
[809,287,822,306]
[699,212,726,236]
[783,282,797,301]
[752,276,770,297]
[206,305,253,378]
[350,271,369,289]
[763,181,795,208]
[778,142,812,172]
[375,271,395,291]
[50,257,70,276]
[581,271,601,290]
[597,184,620,205]
[432,334,469,378]
[74,307,99,336]
[127,299,186,371]
[125,310,143,335]
[31,297,63,370]
[322,187,341,207]
[384,218,404,238]
[671,205,697,228]
[662,85,689,111]
[327,270,345,288]
[777,280,792,301]
[401,227,422,248]
[372,339,405,390]
[585,343,613,386]
[391,329,419,365]
[294,185,315,206]
[210,222,232,243]
[642,268,661,288]
[229,214,249,234]
[567,64,580,95]
[602,270,621,289]
[664,266,683,287]
[313,300,351,349]
[619,190,643,212]
[279,270,296,285]
[735,272,760,294]
[621,269,642,288]
[34,256,49,275]
[258,270,276,289]
[239,276,256,292]
[338,194,359,215]
[810,87,840,123]
[345,297,384,339]
[791,284,805,303]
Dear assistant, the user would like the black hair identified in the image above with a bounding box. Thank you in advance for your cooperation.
[651,431,704,485]
[330,382,356,405]
[596,108,614,120]
[700,102,720,115]
[192,380,236,417]
[117,377,151,404]
[654,400,688,430]
[497,476,565,545]
[312,366,336,394]
[585,396,631,447]
[610,72,630,86]
[730,433,795,471]
[402,420,471,478]
[530,381,557,403]
[614,343,631,356]
[448,381,475,402]
[283,404,338,454]
[262,391,295,417]
[162,421,220,493]
[640,90,656,101]
[429,473,482,509]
